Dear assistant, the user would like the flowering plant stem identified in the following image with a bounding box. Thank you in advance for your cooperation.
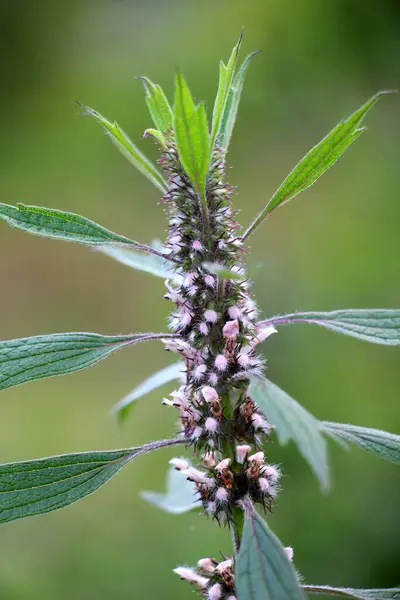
[0,32,398,600]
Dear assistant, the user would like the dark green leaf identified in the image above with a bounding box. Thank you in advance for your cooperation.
[251,376,329,489]
[304,585,400,600]
[243,92,389,239]
[0,203,149,250]
[80,103,167,192]
[139,77,173,133]
[322,422,400,463]
[0,438,181,524]
[141,466,200,514]
[219,51,259,151]
[173,73,210,201]
[113,361,184,423]
[211,32,243,148]
[262,309,400,346]
[236,510,306,600]
[0,332,174,391]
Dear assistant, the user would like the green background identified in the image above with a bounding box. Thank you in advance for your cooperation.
[0,1,399,598]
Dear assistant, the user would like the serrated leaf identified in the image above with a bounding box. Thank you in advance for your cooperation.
[219,51,259,151]
[243,92,388,239]
[262,309,400,346]
[211,32,243,148]
[96,245,176,279]
[113,361,184,423]
[141,466,200,514]
[139,77,173,133]
[0,203,148,249]
[250,376,329,490]
[0,332,172,391]
[80,103,167,193]
[0,438,180,524]
[303,585,400,600]
[173,73,210,200]
[236,511,306,600]
[203,261,244,280]
[322,422,400,463]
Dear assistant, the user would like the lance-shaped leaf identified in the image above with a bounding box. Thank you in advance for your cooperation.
[173,73,210,202]
[261,309,400,346]
[113,361,184,423]
[250,376,329,490]
[0,438,181,524]
[0,203,163,255]
[219,51,260,151]
[141,466,200,515]
[80,104,167,193]
[303,585,400,600]
[236,509,306,600]
[322,422,400,464]
[139,77,173,133]
[0,332,176,391]
[96,245,177,279]
[242,92,388,239]
[211,32,243,148]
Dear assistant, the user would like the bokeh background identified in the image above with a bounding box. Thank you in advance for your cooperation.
[0,1,399,598]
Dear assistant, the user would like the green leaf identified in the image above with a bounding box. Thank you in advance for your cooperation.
[243,92,389,239]
[0,203,150,250]
[80,103,167,193]
[203,261,244,280]
[250,376,329,490]
[96,245,177,279]
[322,422,400,464]
[303,585,400,600]
[139,77,173,133]
[219,51,259,151]
[141,466,200,514]
[211,32,243,148]
[236,510,306,600]
[0,332,173,391]
[262,309,400,346]
[0,438,181,524]
[173,73,210,200]
[143,128,167,149]
[113,361,184,423]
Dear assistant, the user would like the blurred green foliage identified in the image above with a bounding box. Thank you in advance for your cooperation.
[0,1,399,599]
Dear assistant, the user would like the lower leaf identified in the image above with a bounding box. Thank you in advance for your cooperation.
[0,438,181,524]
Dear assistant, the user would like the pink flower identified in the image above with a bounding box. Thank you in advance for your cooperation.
[215,354,228,371]
[205,417,218,433]
[201,386,219,403]
[192,240,202,251]
[223,319,239,339]
[204,309,218,323]
[204,275,215,288]
[198,322,209,335]
[228,305,241,319]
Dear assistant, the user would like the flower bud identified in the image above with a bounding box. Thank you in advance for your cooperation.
[197,558,216,574]
[215,354,228,371]
[236,444,251,464]
[201,386,219,403]
[204,309,218,323]
[173,567,209,588]
[208,583,222,600]
[284,546,294,562]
